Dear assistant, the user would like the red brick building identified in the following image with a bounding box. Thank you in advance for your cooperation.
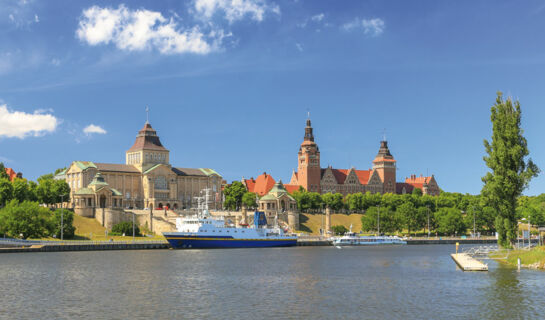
[288,117,440,196]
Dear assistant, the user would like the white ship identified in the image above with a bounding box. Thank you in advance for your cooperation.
[163,189,297,249]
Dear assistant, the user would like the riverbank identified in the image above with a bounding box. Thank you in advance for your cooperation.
[491,246,545,270]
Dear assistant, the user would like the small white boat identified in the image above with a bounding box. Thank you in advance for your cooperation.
[332,232,407,246]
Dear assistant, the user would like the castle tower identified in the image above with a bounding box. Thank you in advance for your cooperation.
[297,117,321,192]
[126,121,170,171]
[372,140,396,194]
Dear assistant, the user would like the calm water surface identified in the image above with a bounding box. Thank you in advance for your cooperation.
[0,245,543,319]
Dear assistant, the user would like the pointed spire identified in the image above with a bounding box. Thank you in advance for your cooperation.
[304,114,314,142]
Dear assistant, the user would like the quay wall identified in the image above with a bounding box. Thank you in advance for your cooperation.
[0,242,169,253]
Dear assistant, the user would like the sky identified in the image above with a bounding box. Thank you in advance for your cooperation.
[0,0,544,195]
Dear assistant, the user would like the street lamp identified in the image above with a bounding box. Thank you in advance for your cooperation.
[472,206,476,239]
[426,205,430,238]
[60,194,67,241]
[377,205,381,235]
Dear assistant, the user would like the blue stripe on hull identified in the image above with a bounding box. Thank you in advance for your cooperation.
[166,238,297,249]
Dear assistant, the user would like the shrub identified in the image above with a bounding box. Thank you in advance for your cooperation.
[112,221,140,236]
[331,225,349,235]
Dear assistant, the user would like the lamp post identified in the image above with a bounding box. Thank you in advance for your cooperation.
[60,194,65,240]
[377,205,380,235]
[426,205,430,238]
[472,206,476,239]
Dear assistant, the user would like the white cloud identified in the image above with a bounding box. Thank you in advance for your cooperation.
[34,14,38,22]
[311,13,324,22]
[295,42,303,52]
[194,0,280,23]
[50,58,60,66]
[77,5,223,55]
[0,104,58,138]
[342,18,385,36]
[83,124,107,135]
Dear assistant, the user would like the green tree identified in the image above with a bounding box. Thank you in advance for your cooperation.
[242,192,258,209]
[481,92,540,247]
[322,193,344,211]
[12,178,30,202]
[434,207,466,235]
[223,181,247,210]
[0,162,9,180]
[52,179,71,203]
[361,206,402,234]
[50,209,76,239]
[0,200,53,239]
[0,178,14,206]
[347,192,365,212]
[331,225,349,235]
[112,221,141,236]
[412,188,423,196]
[397,202,423,235]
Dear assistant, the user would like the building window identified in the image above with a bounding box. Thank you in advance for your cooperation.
[155,176,168,190]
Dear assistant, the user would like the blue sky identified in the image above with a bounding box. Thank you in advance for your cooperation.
[0,0,544,195]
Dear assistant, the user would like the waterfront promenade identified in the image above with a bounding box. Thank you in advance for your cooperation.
[2,236,538,252]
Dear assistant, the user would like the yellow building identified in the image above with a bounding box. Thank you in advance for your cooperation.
[58,121,223,215]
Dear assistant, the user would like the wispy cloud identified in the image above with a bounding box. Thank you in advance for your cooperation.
[77,5,228,55]
[0,104,58,138]
[295,42,303,52]
[311,13,324,22]
[194,0,280,23]
[83,124,107,135]
[342,18,385,37]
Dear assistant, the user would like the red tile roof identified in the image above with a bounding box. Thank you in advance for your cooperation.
[354,169,371,184]
[244,173,276,196]
[5,168,17,181]
[284,184,300,193]
[405,175,432,189]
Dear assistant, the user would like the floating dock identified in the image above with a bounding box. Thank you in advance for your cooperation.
[451,253,488,271]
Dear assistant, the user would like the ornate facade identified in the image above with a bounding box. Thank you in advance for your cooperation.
[59,121,223,212]
[289,117,440,196]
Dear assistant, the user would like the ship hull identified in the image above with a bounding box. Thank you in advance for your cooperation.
[164,234,297,249]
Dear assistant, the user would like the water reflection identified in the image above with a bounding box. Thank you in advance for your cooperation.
[0,246,543,319]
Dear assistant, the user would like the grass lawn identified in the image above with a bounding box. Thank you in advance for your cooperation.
[299,213,364,235]
[504,246,545,269]
[36,215,165,242]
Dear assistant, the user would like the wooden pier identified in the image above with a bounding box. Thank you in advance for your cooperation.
[451,253,488,271]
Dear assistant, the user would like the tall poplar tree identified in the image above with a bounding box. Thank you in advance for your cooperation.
[481,92,539,247]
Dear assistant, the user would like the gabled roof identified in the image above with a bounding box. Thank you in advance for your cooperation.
[243,177,256,191]
[95,163,139,173]
[4,168,17,181]
[354,169,371,184]
[321,168,372,185]
[247,173,276,196]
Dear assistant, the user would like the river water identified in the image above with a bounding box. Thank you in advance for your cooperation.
[0,245,543,320]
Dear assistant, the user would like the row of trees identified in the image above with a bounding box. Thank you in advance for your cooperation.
[0,200,75,239]
[0,164,74,239]
[0,167,71,207]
